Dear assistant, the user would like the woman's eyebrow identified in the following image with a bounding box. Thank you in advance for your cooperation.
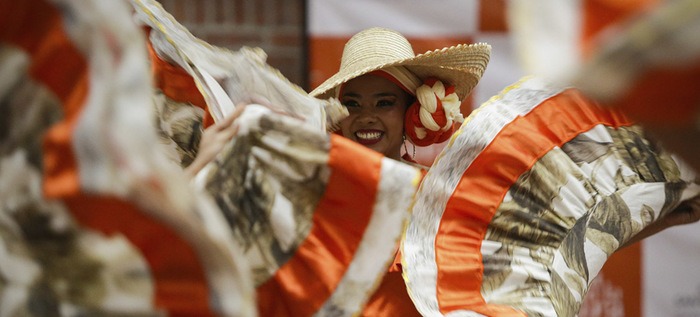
[374,92,397,98]
[342,92,361,98]
[342,92,397,98]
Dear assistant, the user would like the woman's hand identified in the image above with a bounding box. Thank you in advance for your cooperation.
[184,105,247,178]
[622,198,700,248]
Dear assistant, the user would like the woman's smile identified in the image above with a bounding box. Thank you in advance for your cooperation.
[354,129,384,145]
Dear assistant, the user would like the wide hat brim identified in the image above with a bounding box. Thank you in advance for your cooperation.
[310,42,491,102]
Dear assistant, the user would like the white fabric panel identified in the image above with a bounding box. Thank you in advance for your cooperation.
[308,0,479,37]
[642,225,700,317]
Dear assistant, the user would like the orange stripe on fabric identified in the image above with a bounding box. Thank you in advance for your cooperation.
[64,195,215,317]
[38,23,90,197]
[146,36,215,127]
[0,1,89,117]
[0,0,88,200]
[256,135,382,316]
[435,89,633,315]
[362,271,422,316]
[2,1,217,314]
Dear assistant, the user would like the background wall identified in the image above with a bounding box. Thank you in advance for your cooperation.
[156,0,308,88]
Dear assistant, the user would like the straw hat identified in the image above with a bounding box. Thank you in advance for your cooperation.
[310,27,491,102]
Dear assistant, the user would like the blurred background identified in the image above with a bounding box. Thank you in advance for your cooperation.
[157,1,700,316]
[156,0,308,90]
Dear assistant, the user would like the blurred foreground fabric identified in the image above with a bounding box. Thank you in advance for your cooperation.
[510,0,700,172]
[0,0,254,316]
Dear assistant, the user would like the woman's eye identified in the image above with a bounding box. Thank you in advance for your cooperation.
[342,100,360,108]
[377,99,395,107]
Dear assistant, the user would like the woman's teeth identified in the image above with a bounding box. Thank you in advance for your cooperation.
[356,131,382,140]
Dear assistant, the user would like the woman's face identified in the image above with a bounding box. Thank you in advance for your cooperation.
[339,74,412,160]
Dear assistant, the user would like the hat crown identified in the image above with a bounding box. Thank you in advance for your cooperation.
[339,27,416,71]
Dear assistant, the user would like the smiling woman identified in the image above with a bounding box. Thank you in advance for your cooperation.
[310,27,491,166]
[337,74,413,160]
[306,26,491,315]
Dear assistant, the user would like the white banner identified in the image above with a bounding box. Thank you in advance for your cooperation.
[308,0,479,36]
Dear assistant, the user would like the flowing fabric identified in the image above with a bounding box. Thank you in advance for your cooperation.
[130,0,423,315]
[129,0,348,131]
[402,76,700,316]
[0,0,254,316]
[193,105,421,316]
[4,1,700,317]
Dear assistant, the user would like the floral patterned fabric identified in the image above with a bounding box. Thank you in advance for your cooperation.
[403,76,700,317]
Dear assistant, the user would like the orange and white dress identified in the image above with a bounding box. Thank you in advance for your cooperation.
[2,1,700,317]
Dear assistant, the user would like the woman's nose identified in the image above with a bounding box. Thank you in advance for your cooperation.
[356,106,377,123]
